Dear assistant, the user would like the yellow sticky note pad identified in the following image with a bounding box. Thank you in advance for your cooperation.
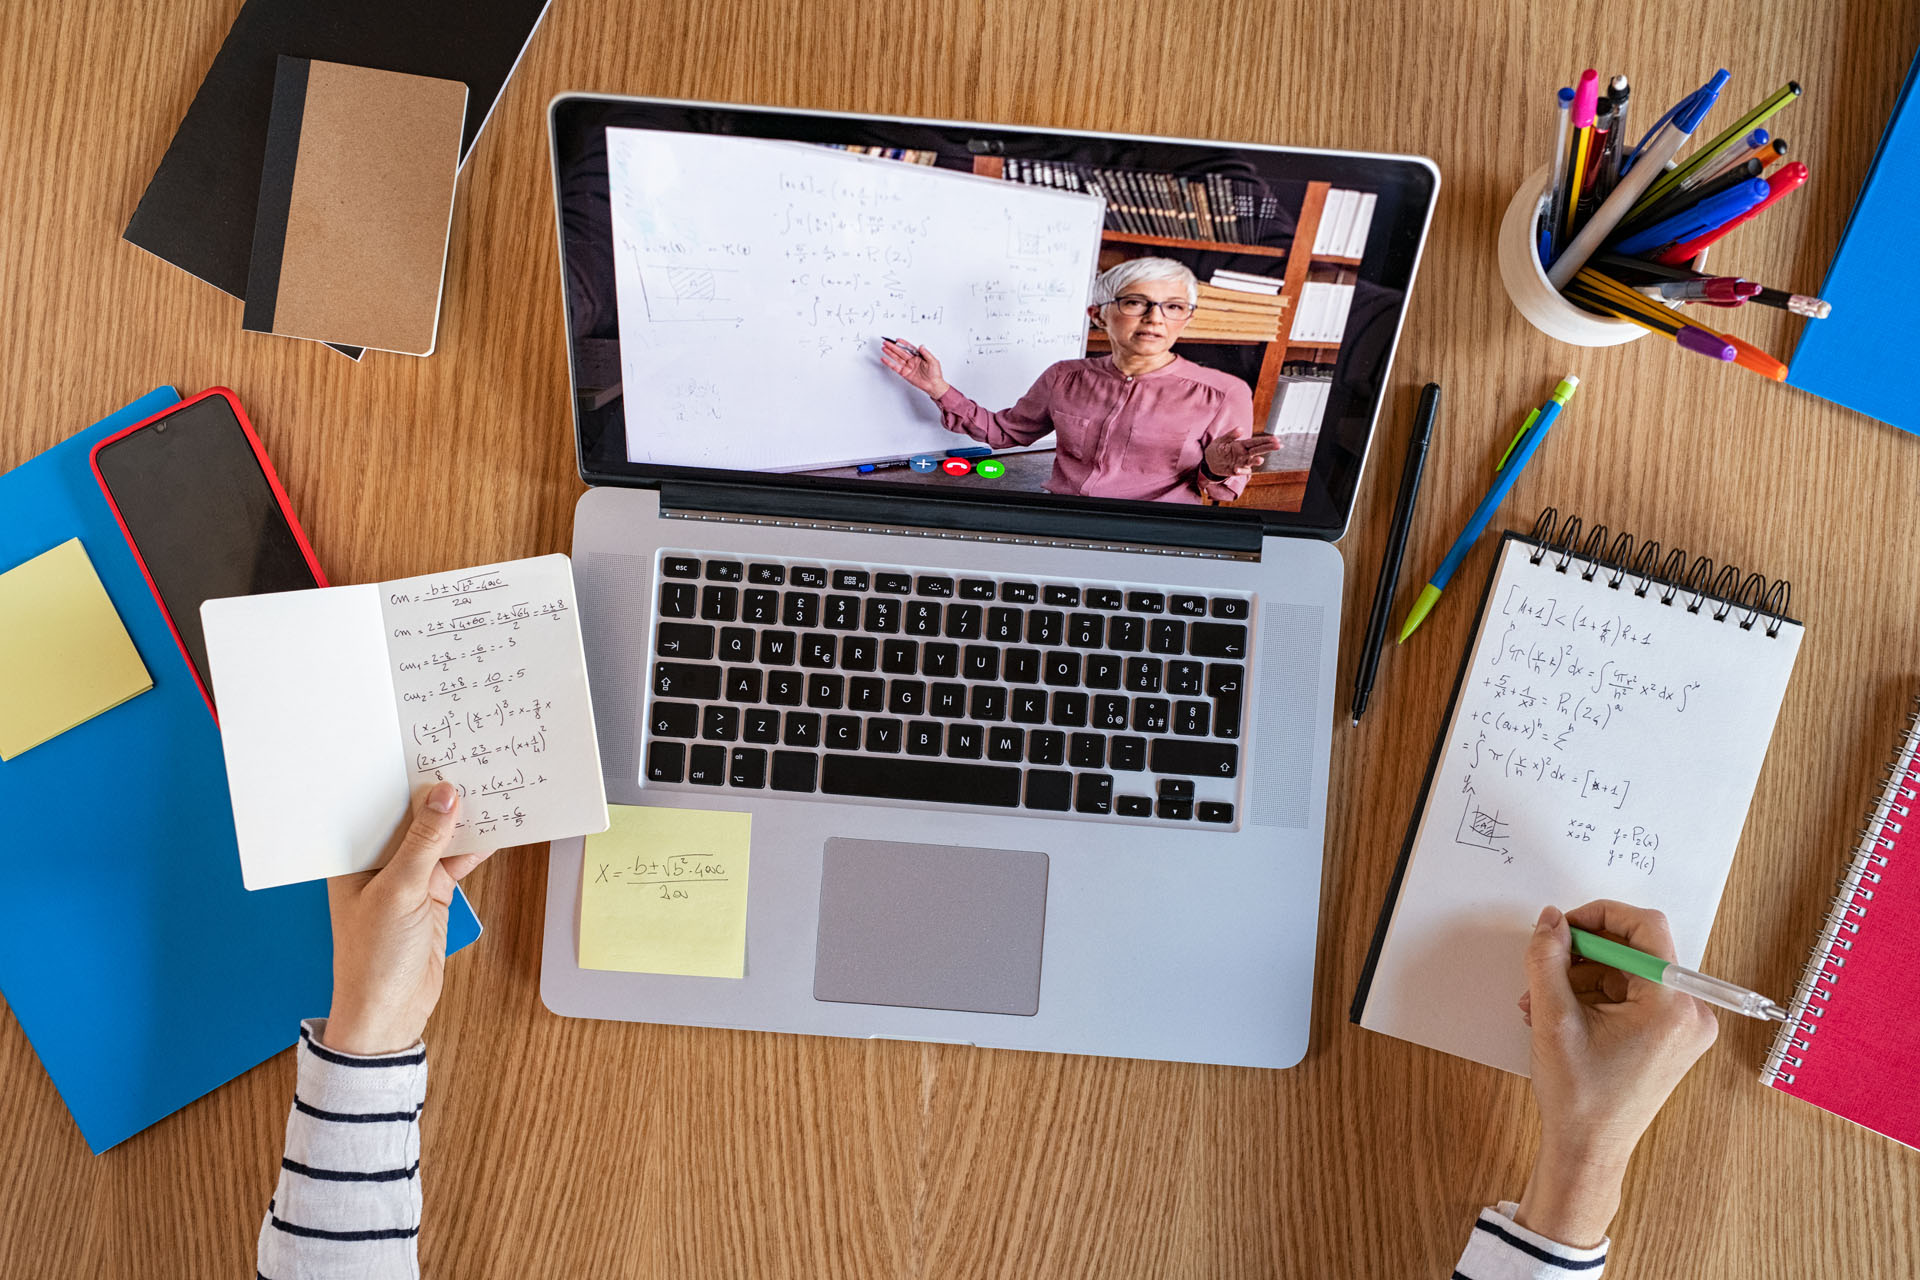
[0,539,152,761]
[579,805,752,978]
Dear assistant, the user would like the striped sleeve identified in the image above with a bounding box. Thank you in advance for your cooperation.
[1452,1201,1608,1279]
[256,1019,427,1280]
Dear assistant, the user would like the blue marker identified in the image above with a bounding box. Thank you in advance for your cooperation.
[1399,375,1580,642]
[944,446,992,459]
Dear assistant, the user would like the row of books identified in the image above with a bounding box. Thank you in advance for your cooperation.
[1189,269,1287,340]
[1264,376,1333,442]
[1311,189,1377,259]
[822,145,939,165]
[1001,160,1281,243]
[1291,282,1355,344]
[1207,268,1284,296]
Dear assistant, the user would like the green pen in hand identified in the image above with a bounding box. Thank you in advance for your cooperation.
[1569,927,1788,1021]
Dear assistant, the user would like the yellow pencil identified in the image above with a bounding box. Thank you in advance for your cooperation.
[1564,283,1736,362]
[1571,270,1687,329]
[1565,285,1682,334]
[1563,70,1601,243]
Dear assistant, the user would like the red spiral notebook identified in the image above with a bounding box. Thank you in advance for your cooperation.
[1762,697,1920,1149]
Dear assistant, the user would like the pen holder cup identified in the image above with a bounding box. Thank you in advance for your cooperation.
[1499,166,1647,347]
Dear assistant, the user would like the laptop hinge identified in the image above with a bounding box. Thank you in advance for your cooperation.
[656,481,1266,558]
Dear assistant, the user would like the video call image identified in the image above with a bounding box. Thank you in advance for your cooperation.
[583,125,1387,515]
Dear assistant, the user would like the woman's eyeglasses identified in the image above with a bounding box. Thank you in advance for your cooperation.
[1108,295,1194,319]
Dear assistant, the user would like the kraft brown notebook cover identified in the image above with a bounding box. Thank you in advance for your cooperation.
[242,58,466,355]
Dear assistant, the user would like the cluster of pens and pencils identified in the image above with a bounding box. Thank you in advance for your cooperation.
[1537,68,1828,380]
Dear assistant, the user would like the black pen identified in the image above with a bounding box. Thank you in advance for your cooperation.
[1350,382,1440,726]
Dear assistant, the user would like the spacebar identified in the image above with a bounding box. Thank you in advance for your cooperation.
[820,755,1022,807]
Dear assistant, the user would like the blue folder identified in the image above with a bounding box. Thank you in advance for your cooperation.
[1786,45,1920,430]
[0,389,481,1153]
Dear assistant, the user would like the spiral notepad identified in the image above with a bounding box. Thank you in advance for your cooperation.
[1353,509,1804,1075]
[1761,700,1920,1149]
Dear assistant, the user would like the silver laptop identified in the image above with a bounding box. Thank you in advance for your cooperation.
[540,95,1437,1068]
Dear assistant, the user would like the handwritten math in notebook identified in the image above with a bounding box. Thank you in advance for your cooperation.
[1450,577,1713,877]
[202,554,609,891]
[1358,537,1802,1075]
[381,565,590,839]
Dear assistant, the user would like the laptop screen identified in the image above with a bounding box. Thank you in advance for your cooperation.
[550,96,1437,539]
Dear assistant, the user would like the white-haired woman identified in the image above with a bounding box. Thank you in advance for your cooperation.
[881,256,1275,503]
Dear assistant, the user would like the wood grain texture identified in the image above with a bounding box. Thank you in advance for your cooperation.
[3,0,1919,1276]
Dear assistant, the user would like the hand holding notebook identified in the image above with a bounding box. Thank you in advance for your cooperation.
[202,553,609,889]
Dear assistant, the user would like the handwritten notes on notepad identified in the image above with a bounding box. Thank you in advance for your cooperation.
[201,554,608,890]
[579,806,752,978]
[1358,534,1802,1075]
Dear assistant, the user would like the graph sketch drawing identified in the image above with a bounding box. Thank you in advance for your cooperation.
[1454,779,1512,860]
[638,265,744,324]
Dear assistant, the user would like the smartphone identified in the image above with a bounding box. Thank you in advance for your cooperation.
[92,388,325,712]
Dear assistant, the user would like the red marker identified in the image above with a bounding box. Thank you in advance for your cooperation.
[1656,162,1809,264]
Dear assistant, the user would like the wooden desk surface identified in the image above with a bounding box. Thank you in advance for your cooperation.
[4,1,1918,1275]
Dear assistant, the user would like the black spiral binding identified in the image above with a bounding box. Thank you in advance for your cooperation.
[1761,698,1919,1088]
[1523,507,1794,637]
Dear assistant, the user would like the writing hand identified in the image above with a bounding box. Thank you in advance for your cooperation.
[1515,901,1718,1247]
[321,782,496,1055]
[1203,433,1280,478]
[880,339,950,401]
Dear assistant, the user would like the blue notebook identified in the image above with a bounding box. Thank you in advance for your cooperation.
[0,389,481,1153]
[1787,45,1920,430]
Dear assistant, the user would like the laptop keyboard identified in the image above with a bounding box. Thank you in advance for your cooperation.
[641,552,1250,826]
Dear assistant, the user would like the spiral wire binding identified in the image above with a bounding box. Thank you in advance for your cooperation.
[1522,508,1794,636]
[1759,698,1920,1087]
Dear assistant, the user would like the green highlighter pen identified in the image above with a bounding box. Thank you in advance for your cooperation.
[1570,927,1788,1021]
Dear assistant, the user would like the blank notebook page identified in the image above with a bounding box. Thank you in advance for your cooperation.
[1359,535,1803,1075]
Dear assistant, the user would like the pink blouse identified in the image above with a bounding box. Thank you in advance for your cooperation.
[934,355,1256,504]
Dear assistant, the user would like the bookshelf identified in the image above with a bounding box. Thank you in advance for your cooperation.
[973,158,1355,509]
[1100,231,1289,258]
[1090,180,1345,439]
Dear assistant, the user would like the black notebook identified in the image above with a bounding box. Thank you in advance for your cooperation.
[124,0,550,355]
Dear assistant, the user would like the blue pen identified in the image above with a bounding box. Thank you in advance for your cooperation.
[1611,177,1772,255]
[1399,375,1580,642]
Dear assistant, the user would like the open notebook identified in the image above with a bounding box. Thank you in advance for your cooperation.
[1352,510,1803,1075]
[1762,697,1920,1149]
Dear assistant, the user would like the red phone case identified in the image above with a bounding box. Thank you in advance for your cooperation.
[90,387,328,720]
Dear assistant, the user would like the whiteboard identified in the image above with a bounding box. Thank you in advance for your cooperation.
[605,130,1106,471]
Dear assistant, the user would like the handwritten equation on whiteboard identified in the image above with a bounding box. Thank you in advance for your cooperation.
[602,128,1106,472]
[379,555,604,844]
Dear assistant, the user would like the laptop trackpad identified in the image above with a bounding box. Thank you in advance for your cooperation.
[813,838,1048,1017]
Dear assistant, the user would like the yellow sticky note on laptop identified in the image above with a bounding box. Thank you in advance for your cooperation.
[580,805,752,977]
[0,539,152,761]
